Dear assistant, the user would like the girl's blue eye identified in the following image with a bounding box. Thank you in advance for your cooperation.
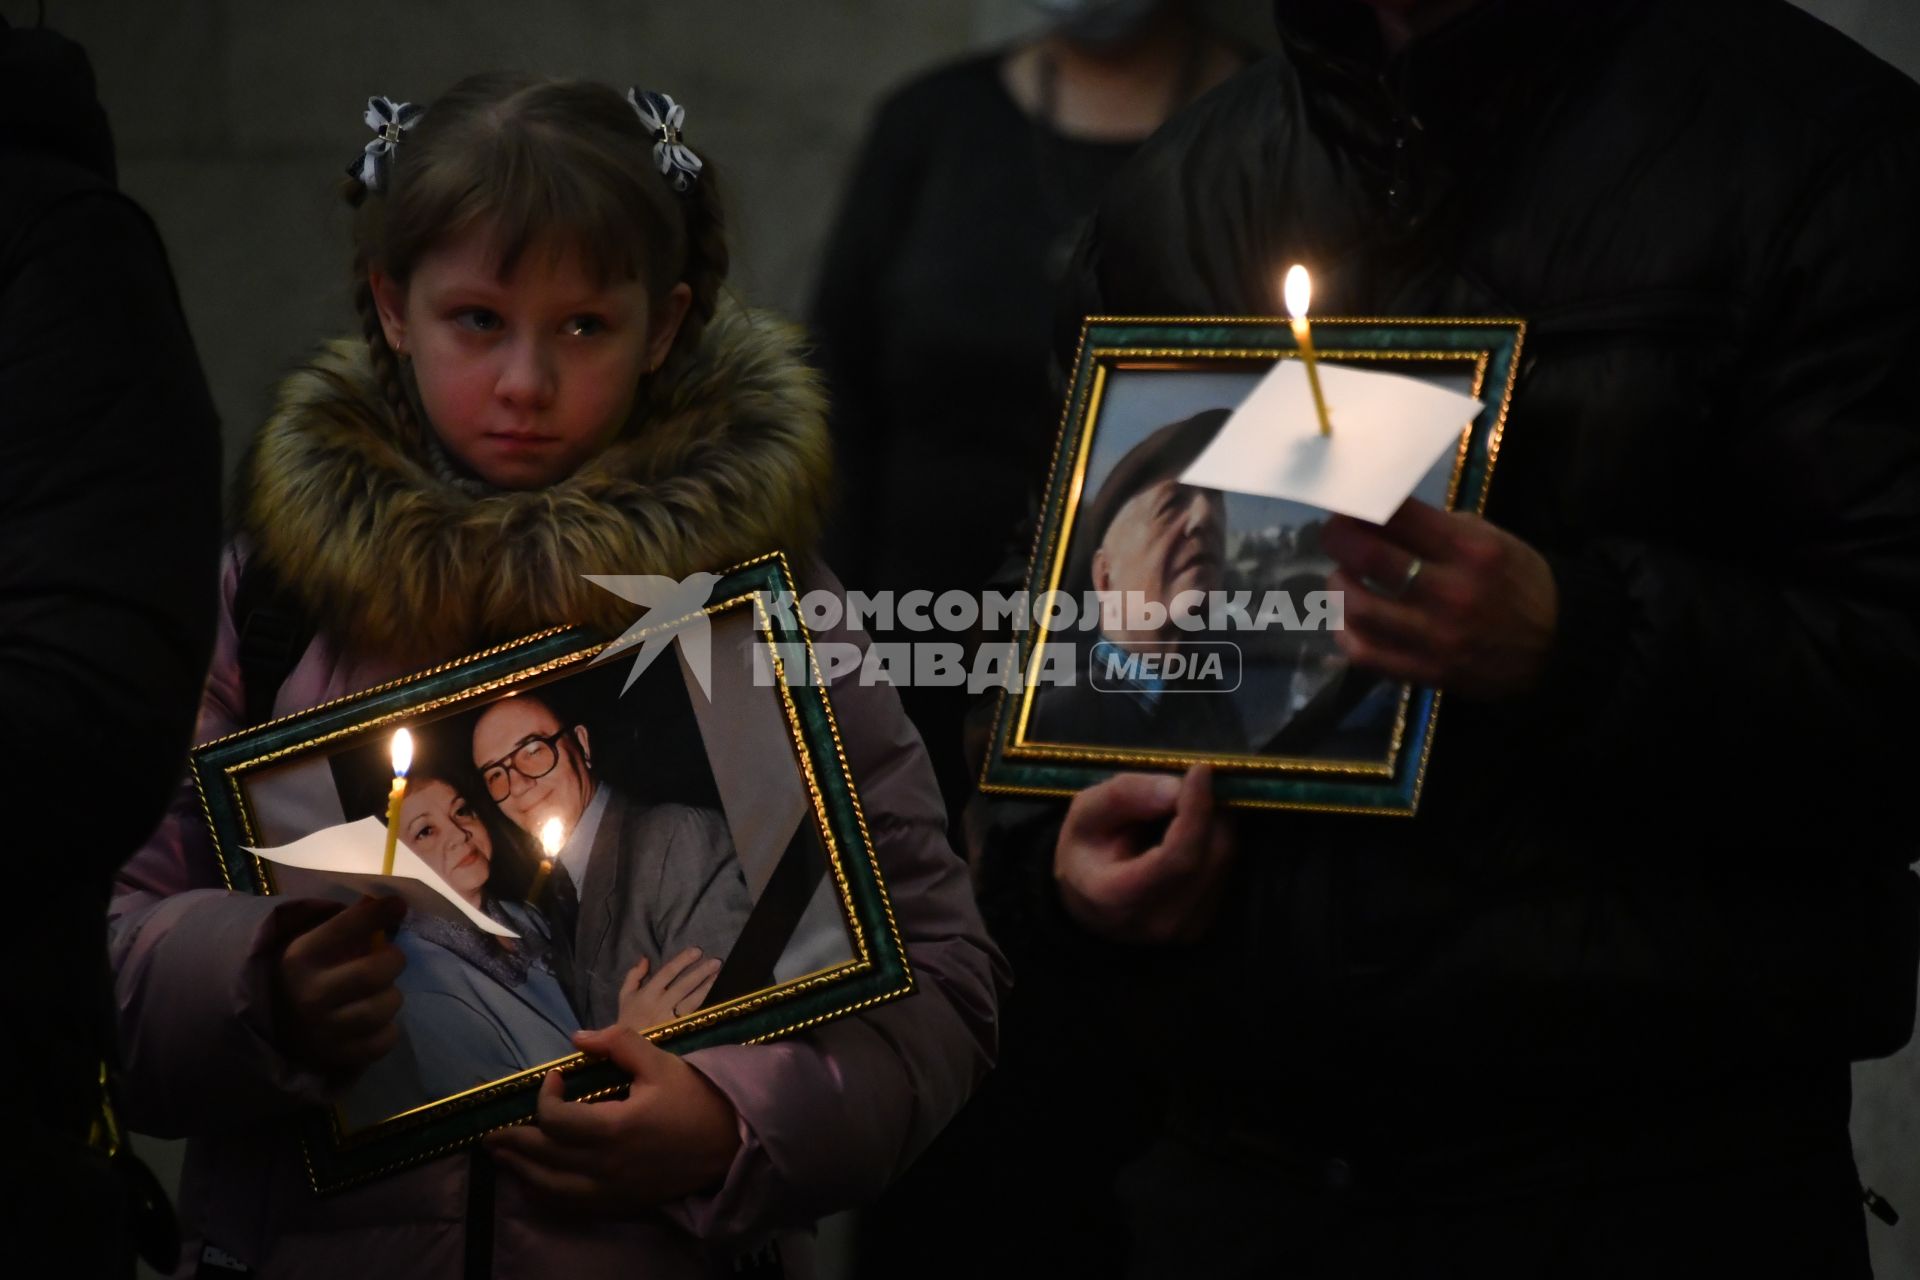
[455,308,502,333]
[565,314,608,337]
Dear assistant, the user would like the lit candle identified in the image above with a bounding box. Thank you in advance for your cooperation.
[1285,264,1334,437]
[379,729,413,878]
[530,816,564,900]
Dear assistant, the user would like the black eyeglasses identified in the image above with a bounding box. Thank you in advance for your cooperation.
[478,727,575,802]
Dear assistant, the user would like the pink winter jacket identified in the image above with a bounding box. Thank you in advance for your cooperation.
[109,548,1005,1278]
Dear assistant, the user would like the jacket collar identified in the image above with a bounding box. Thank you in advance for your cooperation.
[1273,0,1640,91]
[240,301,832,663]
[1269,0,1650,239]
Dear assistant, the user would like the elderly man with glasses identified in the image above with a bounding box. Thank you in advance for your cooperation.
[470,693,750,1029]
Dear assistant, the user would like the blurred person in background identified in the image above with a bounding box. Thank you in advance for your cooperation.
[813,6,1252,1274]
[810,0,1250,835]
[1,13,222,1275]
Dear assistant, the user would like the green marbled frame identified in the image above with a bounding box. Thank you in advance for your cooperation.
[192,552,911,1192]
[979,316,1526,817]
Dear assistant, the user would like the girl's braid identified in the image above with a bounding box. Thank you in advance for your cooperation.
[352,272,421,448]
[657,156,731,379]
[344,175,422,447]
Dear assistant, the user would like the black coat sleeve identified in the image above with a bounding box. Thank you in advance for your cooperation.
[0,188,222,883]
[1533,126,1920,814]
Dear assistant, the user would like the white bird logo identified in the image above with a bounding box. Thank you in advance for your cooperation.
[584,572,723,698]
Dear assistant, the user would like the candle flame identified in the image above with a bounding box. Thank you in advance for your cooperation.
[1284,264,1313,321]
[540,817,564,859]
[390,728,413,778]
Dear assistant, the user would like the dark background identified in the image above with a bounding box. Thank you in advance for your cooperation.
[12,1,1913,1274]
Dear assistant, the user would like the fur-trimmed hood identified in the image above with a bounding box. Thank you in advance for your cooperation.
[241,302,831,662]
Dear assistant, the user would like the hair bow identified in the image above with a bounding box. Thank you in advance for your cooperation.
[349,95,423,192]
[626,89,703,193]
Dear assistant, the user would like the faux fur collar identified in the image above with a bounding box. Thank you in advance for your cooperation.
[240,302,831,662]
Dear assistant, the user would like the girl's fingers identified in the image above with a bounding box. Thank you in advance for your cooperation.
[293,895,405,965]
[304,943,407,1010]
[331,1020,401,1071]
[325,986,404,1040]
[492,1121,590,1168]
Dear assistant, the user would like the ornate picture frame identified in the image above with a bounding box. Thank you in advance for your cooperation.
[980,317,1525,816]
[192,553,910,1191]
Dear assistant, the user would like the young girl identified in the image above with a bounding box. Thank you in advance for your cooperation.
[109,72,1002,1277]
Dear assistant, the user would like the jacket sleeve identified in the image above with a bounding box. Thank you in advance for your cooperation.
[1530,125,1920,807]
[0,189,222,885]
[107,549,334,1136]
[663,564,1007,1239]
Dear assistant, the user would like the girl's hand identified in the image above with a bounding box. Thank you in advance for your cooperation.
[487,1026,742,1211]
[614,948,722,1034]
[1320,499,1559,700]
[270,894,408,1078]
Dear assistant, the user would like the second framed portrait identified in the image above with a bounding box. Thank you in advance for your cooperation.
[980,316,1525,816]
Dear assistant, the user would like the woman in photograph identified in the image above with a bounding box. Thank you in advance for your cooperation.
[345,762,723,1125]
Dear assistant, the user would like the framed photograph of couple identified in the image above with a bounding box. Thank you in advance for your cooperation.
[980,316,1526,816]
[192,553,910,1191]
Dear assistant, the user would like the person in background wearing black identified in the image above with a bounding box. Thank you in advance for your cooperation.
[972,0,1920,1275]
[809,0,1248,833]
[815,8,1251,1274]
[1,15,222,1275]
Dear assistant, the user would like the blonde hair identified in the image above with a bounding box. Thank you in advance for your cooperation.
[342,72,731,449]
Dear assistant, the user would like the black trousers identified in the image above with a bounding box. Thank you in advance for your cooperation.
[859,1042,1872,1280]
[1120,1106,1871,1280]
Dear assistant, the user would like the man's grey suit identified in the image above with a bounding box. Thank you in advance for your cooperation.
[568,785,751,1028]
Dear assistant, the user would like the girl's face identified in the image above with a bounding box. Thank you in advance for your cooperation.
[370,223,692,489]
[400,778,494,901]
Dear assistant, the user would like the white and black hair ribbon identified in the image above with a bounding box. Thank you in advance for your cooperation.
[626,88,703,193]
[349,95,423,192]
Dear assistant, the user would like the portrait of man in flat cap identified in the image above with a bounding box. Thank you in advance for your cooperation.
[1023,376,1433,766]
[1029,409,1251,755]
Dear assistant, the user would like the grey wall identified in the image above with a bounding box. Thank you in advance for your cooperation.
[14,0,1916,1276]
[11,0,1050,476]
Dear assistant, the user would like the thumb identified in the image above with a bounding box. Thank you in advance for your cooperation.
[571,1024,666,1077]
[1067,771,1183,839]
[1152,764,1218,875]
[622,957,651,991]
[302,893,404,961]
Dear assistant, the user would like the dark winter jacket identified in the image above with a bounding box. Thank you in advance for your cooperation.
[980,0,1920,1210]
